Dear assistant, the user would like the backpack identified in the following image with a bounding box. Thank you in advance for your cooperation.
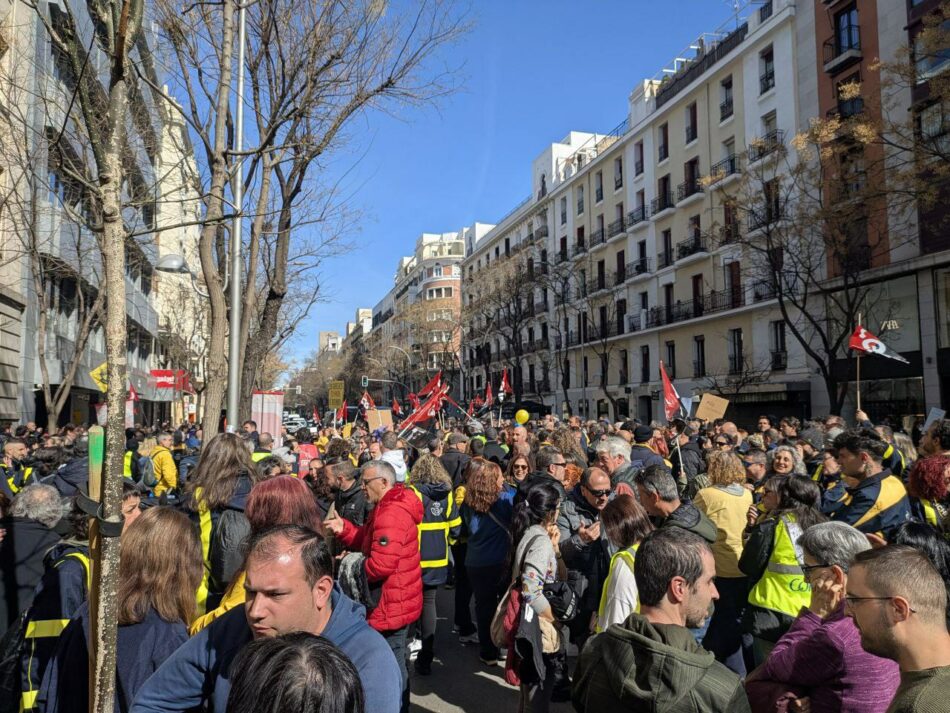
[139,454,157,488]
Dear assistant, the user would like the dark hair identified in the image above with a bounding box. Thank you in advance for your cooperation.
[226,633,364,713]
[535,445,562,471]
[243,420,257,429]
[634,464,679,502]
[893,522,950,629]
[325,459,357,482]
[507,481,560,578]
[635,528,710,607]
[380,431,398,450]
[244,525,333,587]
[929,420,950,450]
[833,428,888,461]
[469,439,485,457]
[255,455,284,478]
[773,476,826,530]
[600,495,653,549]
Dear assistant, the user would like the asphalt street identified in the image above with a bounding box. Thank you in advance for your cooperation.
[409,587,575,713]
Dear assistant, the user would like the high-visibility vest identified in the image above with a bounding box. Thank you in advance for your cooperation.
[123,451,134,478]
[747,514,811,617]
[194,488,213,617]
[409,486,461,570]
[20,552,90,712]
[251,451,270,462]
[596,543,640,632]
[3,464,33,496]
[920,498,940,527]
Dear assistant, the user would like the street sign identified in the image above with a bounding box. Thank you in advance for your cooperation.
[328,380,345,409]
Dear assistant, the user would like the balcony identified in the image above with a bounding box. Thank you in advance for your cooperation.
[658,144,669,162]
[709,154,741,184]
[748,200,785,231]
[651,191,676,217]
[626,257,653,278]
[685,124,698,144]
[717,223,741,246]
[728,354,744,375]
[614,174,623,190]
[704,286,745,312]
[720,98,734,122]
[643,287,746,329]
[572,242,588,257]
[588,273,613,295]
[627,205,648,228]
[590,229,606,247]
[677,178,704,203]
[534,262,549,276]
[614,267,626,285]
[748,129,785,163]
[823,25,861,75]
[771,350,788,370]
[557,249,570,264]
[759,0,773,22]
[534,299,549,313]
[635,159,644,175]
[595,186,604,203]
[693,360,706,378]
[608,217,625,238]
[828,97,864,119]
[676,234,708,261]
[627,314,642,333]
[534,224,549,240]
[760,69,775,94]
[658,247,675,269]
[753,280,777,302]
[589,321,622,342]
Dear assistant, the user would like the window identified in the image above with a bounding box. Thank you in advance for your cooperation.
[599,353,608,385]
[763,110,777,136]
[665,341,676,379]
[634,141,644,175]
[729,328,744,374]
[614,157,623,190]
[563,358,571,389]
[577,185,585,214]
[639,291,648,311]
[560,196,567,225]
[426,286,453,300]
[619,349,628,384]
[720,76,734,121]
[919,100,950,154]
[915,20,950,83]
[835,4,860,54]
[840,149,867,196]
[770,320,787,369]
[640,345,650,383]
[685,102,698,143]
[661,229,673,267]
[583,356,589,387]
[657,174,672,212]
[658,123,669,161]
[595,172,603,203]
[760,46,775,94]
[693,336,706,377]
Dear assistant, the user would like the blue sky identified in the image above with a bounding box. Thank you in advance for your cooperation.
[297,0,741,357]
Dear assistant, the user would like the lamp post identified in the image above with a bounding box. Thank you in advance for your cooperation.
[387,344,413,395]
[228,0,247,433]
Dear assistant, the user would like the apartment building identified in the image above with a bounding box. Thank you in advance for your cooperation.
[366,225,492,400]
[463,0,819,423]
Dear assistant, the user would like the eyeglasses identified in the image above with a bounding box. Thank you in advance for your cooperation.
[552,461,567,468]
[844,595,917,614]
[714,441,730,448]
[800,563,832,578]
[584,485,611,498]
[360,476,387,488]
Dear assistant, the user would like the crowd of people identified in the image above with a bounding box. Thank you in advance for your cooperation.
[1,408,950,712]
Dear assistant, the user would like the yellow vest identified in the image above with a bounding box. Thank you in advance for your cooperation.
[596,544,640,632]
[251,451,270,462]
[921,499,939,527]
[194,488,212,617]
[748,514,811,617]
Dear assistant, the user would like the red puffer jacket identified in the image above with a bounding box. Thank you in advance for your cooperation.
[337,483,423,632]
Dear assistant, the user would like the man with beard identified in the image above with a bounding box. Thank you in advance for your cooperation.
[324,457,370,527]
[846,545,950,712]
[573,528,750,711]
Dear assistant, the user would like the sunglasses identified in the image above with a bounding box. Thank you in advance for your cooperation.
[584,485,611,498]
[513,464,529,471]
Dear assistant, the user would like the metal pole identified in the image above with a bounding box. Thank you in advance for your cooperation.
[227,0,247,431]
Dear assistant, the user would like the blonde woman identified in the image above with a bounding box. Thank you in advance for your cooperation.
[693,450,753,676]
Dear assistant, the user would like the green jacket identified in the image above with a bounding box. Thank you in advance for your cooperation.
[572,614,750,713]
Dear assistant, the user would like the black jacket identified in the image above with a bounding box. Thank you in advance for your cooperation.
[440,450,471,489]
[482,440,508,469]
[46,458,89,497]
[335,480,370,527]
[0,518,61,636]
[670,441,704,483]
[516,471,566,504]
[661,500,717,543]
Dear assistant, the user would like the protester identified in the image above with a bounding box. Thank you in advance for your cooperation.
[130,525,401,713]
[693,450,753,675]
[846,545,950,712]
[251,433,273,462]
[629,425,668,470]
[906,455,950,531]
[635,465,716,543]
[182,432,260,616]
[593,437,638,496]
[746,522,900,713]
[891,521,950,629]
[504,452,534,487]
[440,433,470,487]
[740,476,826,665]
[767,444,806,477]
[325,459,422,713]
[517,446,567,500]
[0,438,34,499]
[825,429,911,540]
[573,528,750,712]
[324,458,370,527]
[0,485,62,636]
[919,419,950,457]
[148,432,178,496]
[379,432,409,483]
[37,508,203,713]
[225,633,365,713]
[506,482,566,713]
[480,427,508,469]
[407,455,461,676]
[458,457,515,665]
[594,494,653,631]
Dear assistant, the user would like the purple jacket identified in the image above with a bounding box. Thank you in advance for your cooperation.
[760,602,899,713]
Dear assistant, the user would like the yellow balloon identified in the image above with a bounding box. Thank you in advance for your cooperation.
[515,409,530,425]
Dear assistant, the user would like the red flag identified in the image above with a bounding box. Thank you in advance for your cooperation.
[360,390,376,411]
[500,369,512,400]
[467,400,474,416]
[313,406,319,422]
[659,361,681,423]
[417,370,442,398]
[849,325,910,364]
[408,392,420,411]
[127,384,139,402]
[485,382,494,407]
[474,394,484,407]
[392,398,402,417]
[336,400,347,423]
[399,382,448,431]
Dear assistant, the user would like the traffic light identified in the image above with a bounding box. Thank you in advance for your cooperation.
[361,375,369,388]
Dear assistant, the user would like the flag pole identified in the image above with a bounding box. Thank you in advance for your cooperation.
[856,312,862,413]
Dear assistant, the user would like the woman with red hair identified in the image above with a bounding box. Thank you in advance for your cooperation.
[189,476,324,633]
[907,455,950,532]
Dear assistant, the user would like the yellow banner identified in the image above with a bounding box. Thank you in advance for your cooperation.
[89,361,108,393]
